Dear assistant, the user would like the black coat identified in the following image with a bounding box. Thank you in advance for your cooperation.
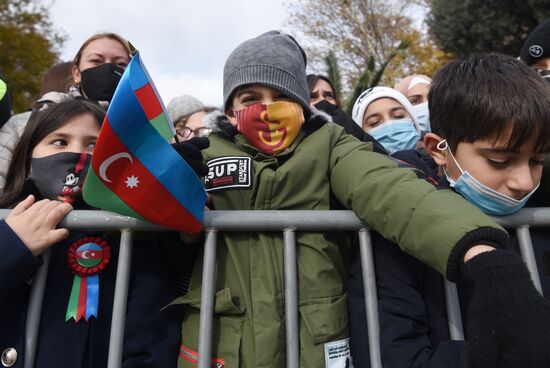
[348,154,550,367]
[0,220,183,368]
[348,231,470,368]
[391,148,439,181]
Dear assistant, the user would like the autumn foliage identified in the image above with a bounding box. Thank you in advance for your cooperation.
[0,0,65,112]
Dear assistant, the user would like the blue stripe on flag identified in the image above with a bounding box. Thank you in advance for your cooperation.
[127,53,148,90]
[107,68,206,222]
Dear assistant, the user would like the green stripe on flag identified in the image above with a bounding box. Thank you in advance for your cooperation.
[83,167,145,220]
[150,113,174,141]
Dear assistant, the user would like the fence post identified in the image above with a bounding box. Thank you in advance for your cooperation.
[516,226,543,294]
[284,227,300,368]
[24,249,51,368]
[198,230,218,368]
[358,228,382,368]
[107,229,133,368]
[444,281,464,340]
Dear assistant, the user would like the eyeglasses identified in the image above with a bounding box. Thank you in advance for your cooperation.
[176,127,212,141]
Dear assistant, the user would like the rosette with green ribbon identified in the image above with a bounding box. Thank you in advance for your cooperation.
[66,237,111,322]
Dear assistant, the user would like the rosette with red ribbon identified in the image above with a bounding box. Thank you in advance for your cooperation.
[66,237,111,322]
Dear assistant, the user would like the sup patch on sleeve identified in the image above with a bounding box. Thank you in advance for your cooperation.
[204,156,252,192]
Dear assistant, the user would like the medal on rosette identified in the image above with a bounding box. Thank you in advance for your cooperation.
[66,237,111,322]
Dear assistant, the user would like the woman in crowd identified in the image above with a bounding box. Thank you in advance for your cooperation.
[307,74,340,107]
[352,86,422,154]
[306,74,386,151]
[0,32,131,191]
[167,94,217,141]
[394,74,432,133]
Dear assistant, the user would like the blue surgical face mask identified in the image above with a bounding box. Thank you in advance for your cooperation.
[411,102,430,132]
[438,140,539,216]
[368,118,420,154]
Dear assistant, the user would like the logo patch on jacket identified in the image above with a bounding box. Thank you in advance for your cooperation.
[204,156,252,191]
[324,338,354,367]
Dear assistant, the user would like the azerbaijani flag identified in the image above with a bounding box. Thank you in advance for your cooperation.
[82,52,206,233]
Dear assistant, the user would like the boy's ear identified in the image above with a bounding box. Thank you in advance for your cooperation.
[226,108,237,126]
[424,132,448,166]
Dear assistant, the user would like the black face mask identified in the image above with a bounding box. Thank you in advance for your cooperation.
[79,63,124,102]
[29,152,91,205]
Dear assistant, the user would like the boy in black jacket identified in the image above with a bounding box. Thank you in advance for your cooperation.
[349,54,550,368]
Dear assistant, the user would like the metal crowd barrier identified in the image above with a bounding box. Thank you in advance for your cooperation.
[2,208,549,368]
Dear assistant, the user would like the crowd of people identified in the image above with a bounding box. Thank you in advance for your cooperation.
[1,17,550,368]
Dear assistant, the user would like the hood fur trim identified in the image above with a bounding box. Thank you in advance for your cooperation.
[205,110,238,140]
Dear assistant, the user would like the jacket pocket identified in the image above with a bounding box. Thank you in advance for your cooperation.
[299,293,349,345]
[178,288,245,368]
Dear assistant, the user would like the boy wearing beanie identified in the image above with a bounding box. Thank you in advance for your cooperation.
[520,19,550,206]
[175,31,545,367]
[520,18,550,76]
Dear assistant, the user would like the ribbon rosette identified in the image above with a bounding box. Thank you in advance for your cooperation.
[66,237,111,322]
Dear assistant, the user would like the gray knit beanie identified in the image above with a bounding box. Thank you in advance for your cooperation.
[223,30,310,113]
[167,94,205,123]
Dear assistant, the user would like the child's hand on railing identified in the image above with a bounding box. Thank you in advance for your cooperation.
[5,194,72,256]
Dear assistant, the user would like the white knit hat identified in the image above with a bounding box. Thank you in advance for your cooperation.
[351,86,421,131]
[167,94,205,123]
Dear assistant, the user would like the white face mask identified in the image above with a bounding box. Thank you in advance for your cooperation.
[411,102,430,133]
[437,140,539,215]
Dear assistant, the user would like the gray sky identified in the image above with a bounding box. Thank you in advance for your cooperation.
[50,0,289,107]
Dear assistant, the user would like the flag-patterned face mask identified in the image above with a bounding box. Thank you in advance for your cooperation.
[235,101,305,155]
[29,152,91,205]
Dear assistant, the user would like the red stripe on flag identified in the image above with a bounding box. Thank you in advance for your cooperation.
[92,119,202,232]
[77,277,87,321]
[134,83,163,121]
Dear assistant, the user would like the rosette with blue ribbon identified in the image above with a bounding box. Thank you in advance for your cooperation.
[66,237,111,322]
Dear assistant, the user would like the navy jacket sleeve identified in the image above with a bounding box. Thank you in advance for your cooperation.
[391,148,440,181]
[348,232,469,368]
[0,220,42,301]
[121,239,183,367]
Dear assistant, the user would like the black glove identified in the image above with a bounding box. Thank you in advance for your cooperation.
[463,250,550,368]
[171,137,209,177]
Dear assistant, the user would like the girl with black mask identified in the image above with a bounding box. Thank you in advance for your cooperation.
[0,100,181,368]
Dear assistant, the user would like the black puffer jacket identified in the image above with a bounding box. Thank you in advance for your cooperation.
[348,156,550,367]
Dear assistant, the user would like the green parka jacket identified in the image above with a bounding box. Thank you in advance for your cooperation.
[175,112,508,368]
